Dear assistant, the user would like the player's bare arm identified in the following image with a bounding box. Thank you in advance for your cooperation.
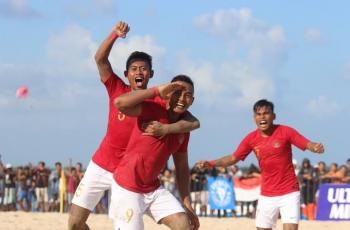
[95,21,130,83]
[142,113,200,137]
[196,155,239,169]
[306,142,325,154]
[173,152,200,230]
[114,82,185,116]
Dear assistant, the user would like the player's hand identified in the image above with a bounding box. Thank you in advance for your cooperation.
[184,204,200,230]
[156,82,185,99]
[195,160,210,170]
[142,121,168,139]
[113,21,130,38]
[312,143,324,154]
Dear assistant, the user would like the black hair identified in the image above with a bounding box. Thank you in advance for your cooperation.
[253,99,274,113]
[171,74,194,88]
[126,51,152,70]
[55,162,62,167]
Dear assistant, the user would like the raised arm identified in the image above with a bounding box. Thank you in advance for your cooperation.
[173,152,200,230]
[114,82,185,117]
[94,21,130,83]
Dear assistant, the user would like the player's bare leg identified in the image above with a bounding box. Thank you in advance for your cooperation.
[283,223,298,230]
[68,204,91,230]
[159,212,191,230]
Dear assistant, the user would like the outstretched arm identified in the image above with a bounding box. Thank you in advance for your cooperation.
[173,152,200,230]
[196,154,239,170]
[114,82,185,117]
[306,142,324,154]
[95,21,130,83]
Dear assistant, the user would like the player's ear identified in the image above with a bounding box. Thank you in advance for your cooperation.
[149,70,154,78]
[124,70,128,78]
[273,113,276,120]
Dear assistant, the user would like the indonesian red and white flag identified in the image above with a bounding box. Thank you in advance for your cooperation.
[233,176,261,202]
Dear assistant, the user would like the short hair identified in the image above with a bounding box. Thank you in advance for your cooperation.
[171,74,194,88]
[253,99,274,113]
[55,162,62,167]
[126,51,152,70]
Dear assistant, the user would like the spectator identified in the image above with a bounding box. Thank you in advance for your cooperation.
[3,164,16,211]
[16,166,30,211]
[298,158,317,220]
[333,165,347,184]
[324,162,338,183]
[160,168,176,194]
[190,167,202,215]
[0,160,5,210]
[67,168,79,210]
[33,161,50,212]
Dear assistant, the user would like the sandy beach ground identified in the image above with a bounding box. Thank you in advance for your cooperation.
[0,212,349,230]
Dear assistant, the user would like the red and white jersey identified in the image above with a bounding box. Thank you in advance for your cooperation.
[233,125,309,196]
[92,73,136,172]
[114,101,189,193]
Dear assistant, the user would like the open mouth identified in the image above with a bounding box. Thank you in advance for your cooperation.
[135,77,143,87]
[259,120,268,127]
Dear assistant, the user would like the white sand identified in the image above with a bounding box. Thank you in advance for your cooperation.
[0,212,349,230]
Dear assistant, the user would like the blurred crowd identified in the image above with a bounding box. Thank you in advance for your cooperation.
[0,159,108,214]
[1,158,349,220]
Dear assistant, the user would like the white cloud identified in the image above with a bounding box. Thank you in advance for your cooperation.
[185,8,287,108]
[306,96,342,118]
[46,24,97,78]
[304,28,327,45]
[0,0,40,18]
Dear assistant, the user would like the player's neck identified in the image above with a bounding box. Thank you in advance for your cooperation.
[167,110,181,123]
[259,124,276,137]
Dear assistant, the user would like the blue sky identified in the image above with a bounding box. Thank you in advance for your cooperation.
[1,0,349,169]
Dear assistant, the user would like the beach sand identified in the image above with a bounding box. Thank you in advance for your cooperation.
[0,212,348,230]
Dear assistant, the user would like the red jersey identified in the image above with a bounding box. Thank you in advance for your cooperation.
[233,125,309,196]
[114,101,189,193]
[92,73,136,172]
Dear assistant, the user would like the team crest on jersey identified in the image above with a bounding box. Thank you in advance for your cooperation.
[117,111,126,121]
[272,141,281,148]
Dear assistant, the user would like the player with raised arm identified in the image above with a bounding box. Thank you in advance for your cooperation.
[68,22,200,230]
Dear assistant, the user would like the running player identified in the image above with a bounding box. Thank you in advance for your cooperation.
[196,99,324,230]
[68,22,200,230]
[111,75,200,230]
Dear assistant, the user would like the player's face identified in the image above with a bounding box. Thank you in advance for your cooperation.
[254,106,275,133]
[168,81,194,114]
[125,60,153,90]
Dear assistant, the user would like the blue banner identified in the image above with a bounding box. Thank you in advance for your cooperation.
[316,183,350,221]
[208,176,235,210]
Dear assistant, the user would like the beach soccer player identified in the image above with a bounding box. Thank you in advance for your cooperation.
[110,75,200,230]
[196,99,324,230]
[68,22,200,230]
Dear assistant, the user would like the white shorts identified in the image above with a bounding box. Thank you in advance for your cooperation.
[110,181,185,230]
[35,187,49,203]
[72,161,113,211]
[256,191,300,229]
